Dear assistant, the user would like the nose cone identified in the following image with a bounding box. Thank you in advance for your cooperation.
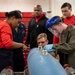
[28,48,67,75]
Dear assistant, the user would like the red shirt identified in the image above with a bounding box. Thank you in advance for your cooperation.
[0,20,2,23]
[35,14,44,22]
[0,21,13,49]
[64,15,75,26]
[53,36,60,44]
[53,15,75,44]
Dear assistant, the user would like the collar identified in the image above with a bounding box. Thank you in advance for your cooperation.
[35,14,44,22]
[66,14,74,19]
[61,25,73,34]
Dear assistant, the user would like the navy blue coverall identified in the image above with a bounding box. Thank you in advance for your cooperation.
[12,23,26,72]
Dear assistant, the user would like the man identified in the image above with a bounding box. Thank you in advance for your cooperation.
[44,16,75,69]
[53,2,75,65]
[26,5,53,48]
[61,2,75,26]
[53,2,75,43]
[37,33,60,61]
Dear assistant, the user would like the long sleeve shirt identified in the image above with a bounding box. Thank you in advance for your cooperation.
[0,21,13,49]
[53,15,75,44]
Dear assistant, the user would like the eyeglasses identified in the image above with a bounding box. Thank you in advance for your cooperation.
[37,41,46,45]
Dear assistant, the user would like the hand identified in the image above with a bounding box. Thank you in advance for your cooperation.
[43,44,55,52]
[22,44,28,51]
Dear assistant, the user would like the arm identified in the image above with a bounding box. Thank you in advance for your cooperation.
[50,52,60,61]
[1,26,27,50]
[12,42,27,51]
[53,33,75,54]
[50,52,55,57]
[12,42,24,49]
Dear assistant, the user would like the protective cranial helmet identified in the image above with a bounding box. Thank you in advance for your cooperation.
[46,16,62,28]
[46,16,62,37]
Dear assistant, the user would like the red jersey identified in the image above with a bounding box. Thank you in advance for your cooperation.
[0,21,13,49]
[0,20,2,23]
[64,15,75,26]
[53,15,75,44]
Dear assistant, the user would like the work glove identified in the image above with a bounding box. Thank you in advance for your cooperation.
[43,44,55,53]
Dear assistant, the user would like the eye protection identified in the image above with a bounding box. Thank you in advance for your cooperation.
[46,16,62,37]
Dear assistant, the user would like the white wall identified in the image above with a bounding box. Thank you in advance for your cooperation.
[51,0,75,16]
[0,0,75,17]
[0,0,50,12]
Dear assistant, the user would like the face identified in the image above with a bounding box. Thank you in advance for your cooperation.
[34,7,42,17]
[61,7,72,17]
[10,17,22,28]
[51,23,63,35]
[37,37,48,48]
